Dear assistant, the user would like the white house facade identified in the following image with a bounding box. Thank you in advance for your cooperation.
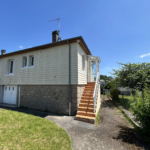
[0,31,101,123]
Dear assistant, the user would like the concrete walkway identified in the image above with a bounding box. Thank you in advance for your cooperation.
[1,98,150,150]
[46,97,150,150]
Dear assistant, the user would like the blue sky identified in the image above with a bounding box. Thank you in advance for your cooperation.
[0,0,150,76]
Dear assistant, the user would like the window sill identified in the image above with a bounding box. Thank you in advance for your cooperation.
[5,74,14,76]
[20,66,34,69]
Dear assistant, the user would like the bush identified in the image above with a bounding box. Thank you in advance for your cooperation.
[130,84,150,138]
[110,89,119,101]
[101,86,105,94]
[105,81,116,89]
[106,92,111,99]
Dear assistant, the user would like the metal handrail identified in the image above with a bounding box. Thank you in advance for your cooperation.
[93,72,99,112]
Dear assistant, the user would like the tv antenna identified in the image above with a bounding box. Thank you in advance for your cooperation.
[49,18,61,40]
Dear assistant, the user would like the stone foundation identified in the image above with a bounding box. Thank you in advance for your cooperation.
[20,85,86,115]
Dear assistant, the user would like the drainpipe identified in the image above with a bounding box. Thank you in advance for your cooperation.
[67,40,71,116]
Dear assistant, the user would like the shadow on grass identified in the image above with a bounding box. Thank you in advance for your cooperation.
[112,125,150,150]
[0,105,62,118]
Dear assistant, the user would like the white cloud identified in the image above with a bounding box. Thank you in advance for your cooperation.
[19,46,23,49]
[140,53,150,58]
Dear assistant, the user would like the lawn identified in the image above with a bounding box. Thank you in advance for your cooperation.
[118,95,133,110]
[0,109,72,150]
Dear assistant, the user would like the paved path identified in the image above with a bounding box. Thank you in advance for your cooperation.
[46,97,150,150]
[1,98,149,150]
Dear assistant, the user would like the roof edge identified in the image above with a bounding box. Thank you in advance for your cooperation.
[0,36,92,58]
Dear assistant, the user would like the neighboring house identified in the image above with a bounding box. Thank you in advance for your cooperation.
[100,80,106,87]
[0,30,101,123]
[108,76,114,82]
[117,87,135,95]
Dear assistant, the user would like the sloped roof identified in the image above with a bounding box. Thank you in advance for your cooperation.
[0,36,92,58]
[100,80,106,84]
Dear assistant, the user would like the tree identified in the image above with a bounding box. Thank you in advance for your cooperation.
[100,75,109,84]
[111,62,150,89]
[105,80,116,89]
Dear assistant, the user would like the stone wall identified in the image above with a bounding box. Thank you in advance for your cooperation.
[71,85,85,114]
[20,85,86,115]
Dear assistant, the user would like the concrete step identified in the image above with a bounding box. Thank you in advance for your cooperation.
[79,103,96,108]
[85,86,94,88]
[75,115,95,124]
[77,111,96,117]
[83,92,93,94]
[78,107,95,112]
[82,96,93,99]
[80,100,97,104]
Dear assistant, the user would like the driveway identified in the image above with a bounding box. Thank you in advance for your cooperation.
[0,98,149,150]
[46,97,150,150]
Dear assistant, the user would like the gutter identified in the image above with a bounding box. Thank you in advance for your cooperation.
[67,40,71,116]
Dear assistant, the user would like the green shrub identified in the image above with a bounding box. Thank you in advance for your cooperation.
[130,84,150,138]
[100,86,105,94]
[110,89,119,101]
[106,92,111,99]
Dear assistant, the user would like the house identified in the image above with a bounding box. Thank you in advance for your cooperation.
[117,87,135,95]
[0,30,101,123]
[100,80,106,87]
[108,76,114,82]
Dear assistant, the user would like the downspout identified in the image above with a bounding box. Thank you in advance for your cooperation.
[67,40,71,116]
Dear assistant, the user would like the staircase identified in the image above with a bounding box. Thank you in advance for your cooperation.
[75,82,98,124]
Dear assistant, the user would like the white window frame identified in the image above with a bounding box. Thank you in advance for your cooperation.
[82,55,85,72]
[29,55,34,67]
[22,56,27,68]
[8,59,14,75]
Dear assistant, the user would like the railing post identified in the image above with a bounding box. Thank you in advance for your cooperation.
[93,72,99,113]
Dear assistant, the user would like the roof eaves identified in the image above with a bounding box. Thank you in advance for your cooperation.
[0,36,92,58]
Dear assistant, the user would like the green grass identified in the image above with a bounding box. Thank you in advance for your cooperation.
[113,100,150,144]
[0,109,72,150]
[118,95,133,110]
[95,103,101,127]
[113,101,137,128]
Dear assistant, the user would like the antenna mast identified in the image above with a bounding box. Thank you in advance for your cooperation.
[49,18,61,40]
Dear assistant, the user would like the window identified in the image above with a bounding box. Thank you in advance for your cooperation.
[22,56,27,67]
[29,56,34,66]
[9,60,14,74]
[82,55,85,71]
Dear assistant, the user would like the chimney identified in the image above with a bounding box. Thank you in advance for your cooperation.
[52,30,59,43]
[1,49,6,55]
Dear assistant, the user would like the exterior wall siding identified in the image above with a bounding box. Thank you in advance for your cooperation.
[77,43,87,84]
[0,43,78,85]
[20,84,85,115]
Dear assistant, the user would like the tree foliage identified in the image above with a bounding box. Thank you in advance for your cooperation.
[111,62,150,88]
[105,81,116,89]
[100,75,114,84]
[130,84,150,138]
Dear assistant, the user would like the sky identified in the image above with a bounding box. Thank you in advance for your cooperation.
[0,0,150,76]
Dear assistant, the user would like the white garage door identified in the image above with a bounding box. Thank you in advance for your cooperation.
[3,86,17,105]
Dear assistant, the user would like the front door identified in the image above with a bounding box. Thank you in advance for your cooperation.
[87,56,100,82]
[3,86,17,105]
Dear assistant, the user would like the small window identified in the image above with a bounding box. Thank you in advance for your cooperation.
[5,87,7,90]
[29,56,34,66]
[13,87,14,90]
[9,87,10,90]
[8,60,14,74]
[22,57,27,67]
[82,55,85,71]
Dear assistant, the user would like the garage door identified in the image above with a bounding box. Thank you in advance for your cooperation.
[3,86,17,105]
